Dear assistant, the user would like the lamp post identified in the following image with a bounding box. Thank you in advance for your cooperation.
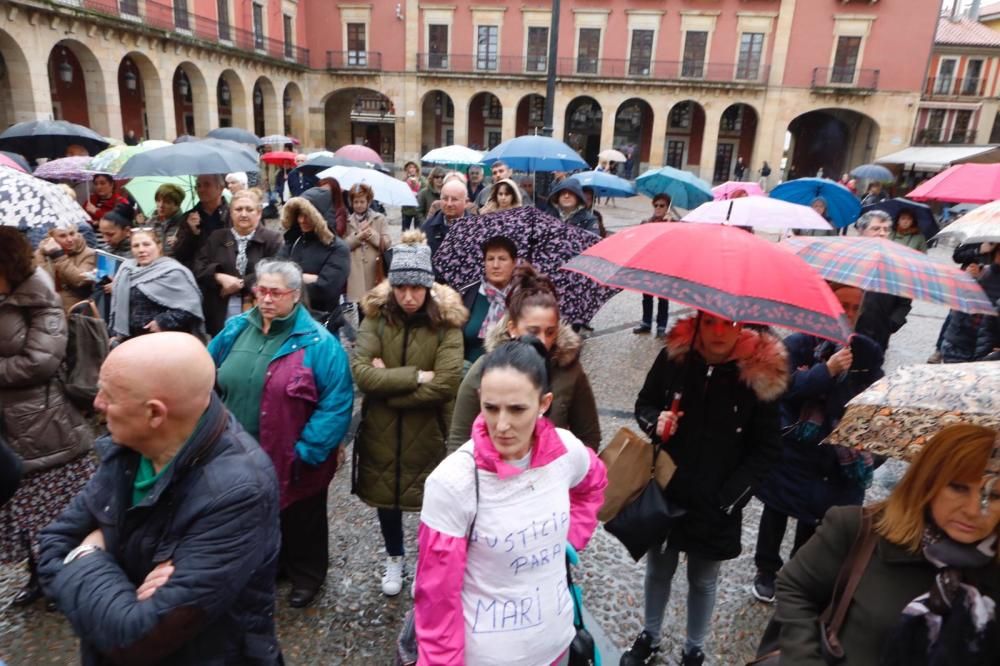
[541,0,560,137]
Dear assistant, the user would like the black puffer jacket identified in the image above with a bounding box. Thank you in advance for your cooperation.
[941,265,1000,363]
[38,395,281,666]
[635,317,788,561]
[277,196,350,315]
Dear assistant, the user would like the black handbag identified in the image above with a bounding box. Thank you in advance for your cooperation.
[566,555,596,666]
[0,431,22,508]
[604,440,686,561]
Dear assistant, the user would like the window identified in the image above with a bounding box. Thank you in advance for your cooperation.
[629,30,654,77]
[283,15,293,59]
[924,109,946,143]
[736,33,764,81]
[253,3,265,50]
[487,130,502,150]
[527,26,549,72]
[666,140,685,169]
[477,25,498,71]
[682,31,708,78]
[174,0,189,30]
[120,0,138,16]
[348,23,367,66]
[952,110,974,143]
[429,24,448,69]
[713,143,734,183]
[670,103,691,129]
[445,129,454,145]
[577,28,601,74]
[963,60,983,95]
[831,36,861,84]
[720,106,742,133]
[935,59,957,94]
[217,0,230,41]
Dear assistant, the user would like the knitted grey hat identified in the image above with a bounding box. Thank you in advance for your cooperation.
[388,242,434,288]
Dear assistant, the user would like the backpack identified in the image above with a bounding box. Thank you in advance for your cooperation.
[61,300,111,412]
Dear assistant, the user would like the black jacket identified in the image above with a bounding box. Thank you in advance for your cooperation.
[855,291,911,352]
[421,209,470,257]
[547,180,600,235]
[634,318,788,561]
[277,229,350,314]
[941,265,1000,363]
[171,200,230,269]
[38,395,281,666]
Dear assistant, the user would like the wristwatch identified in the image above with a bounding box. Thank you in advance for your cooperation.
[63,543,102,565]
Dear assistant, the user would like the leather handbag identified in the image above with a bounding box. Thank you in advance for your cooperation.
[598,426,675,523]
[746,509,878,666]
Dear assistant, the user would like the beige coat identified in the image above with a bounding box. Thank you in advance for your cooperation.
[34,235,96,312]
[345,210,391,302]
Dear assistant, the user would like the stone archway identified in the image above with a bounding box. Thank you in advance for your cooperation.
[171,62,209,136]
[0,29,34,128]
[468,91,502,151]
[120,52,164,140]
[712,103,759,183]
[324,87,395,160]
[564,96,603,167]
[282,81,305,140]
[217,69,248,130]
[515,93,545,136]
[663,100,706,172]
[786,108,880,181]
[420,89,454,155]
[252,76,278,137]
[48,41,100,130]
[613,98,654,178]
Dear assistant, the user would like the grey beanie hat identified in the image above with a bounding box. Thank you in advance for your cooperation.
[388,243,434,288]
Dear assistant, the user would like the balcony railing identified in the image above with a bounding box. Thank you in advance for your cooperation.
[924,76,986,98]
[916,128,978,145]
[416,53,770,84]
[810,67,879,92]
[47,0,310,66]
[326,51,383,71]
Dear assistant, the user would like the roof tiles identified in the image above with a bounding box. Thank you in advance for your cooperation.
[936,17,1000,47]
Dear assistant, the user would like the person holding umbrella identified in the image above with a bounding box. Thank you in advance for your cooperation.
[891,209,928,253]
[171,175,230,269]
[775,423,1000,665]
[84,173,128,226]
[477,178,523,215]
[546,180,600,236]
[634,194,676,337]
[621,312,788,666]
[853,211,912,352]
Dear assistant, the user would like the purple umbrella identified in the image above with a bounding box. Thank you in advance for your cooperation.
[33,156,95,182]
[433,206,619,326]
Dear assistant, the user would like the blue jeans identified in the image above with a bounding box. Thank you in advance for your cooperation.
[643,544,722,653]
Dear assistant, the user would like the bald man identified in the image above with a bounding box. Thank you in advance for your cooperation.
[38,333,282,666]
[421,178,470,256]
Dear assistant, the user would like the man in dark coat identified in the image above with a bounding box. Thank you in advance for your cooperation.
[38,333,282,666]
[621,313,788,666]
[421,179,470,257]
[854,211,911,352]
[171,175,230,269]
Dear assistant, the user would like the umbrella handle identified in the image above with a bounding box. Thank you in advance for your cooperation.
[659,393,683,443]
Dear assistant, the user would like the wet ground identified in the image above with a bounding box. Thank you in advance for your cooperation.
[0,195,947,665]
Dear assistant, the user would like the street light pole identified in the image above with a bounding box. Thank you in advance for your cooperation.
[541,0,560,137]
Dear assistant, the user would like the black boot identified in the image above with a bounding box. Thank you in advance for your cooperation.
[12,545,42,607]
[620,631,659,665]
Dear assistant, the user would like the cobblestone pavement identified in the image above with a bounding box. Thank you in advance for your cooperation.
[0,195,947,665]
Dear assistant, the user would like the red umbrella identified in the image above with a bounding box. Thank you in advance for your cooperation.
[261,150,298,169]
[335,144,383,164]
[562,223,851,343]
[906,163,1000,204]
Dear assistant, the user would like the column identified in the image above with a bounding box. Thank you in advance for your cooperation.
[599,97,616,156]
[697,103,723,182]
[452,90,469,146]
[500,91,517,141]
[646,94,670,167]
[89,55,122,138]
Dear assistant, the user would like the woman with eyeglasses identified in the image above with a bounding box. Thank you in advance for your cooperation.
[194,189,282,336]
[417,166,447,222]
[108,227,205,345]
[208,258,354,609]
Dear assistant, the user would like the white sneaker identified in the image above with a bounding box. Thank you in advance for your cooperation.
[381,556,404,596]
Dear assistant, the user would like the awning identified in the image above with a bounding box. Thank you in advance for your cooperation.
[876,145,1000,171]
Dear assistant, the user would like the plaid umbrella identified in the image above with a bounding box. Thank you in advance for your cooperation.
[783,236,996,314]
[260,134,298,146]
[32,156,94,182]
[825,362,1000,461]
[1,168,90,245]
[434,206,619,326]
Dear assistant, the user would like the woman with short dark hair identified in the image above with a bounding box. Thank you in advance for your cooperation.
[459,235,518,364]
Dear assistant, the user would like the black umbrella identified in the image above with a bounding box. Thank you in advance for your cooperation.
[206,127,260,147]
[0,151,31,172]
[297,154,366,174]
[0,120,110,164]
[116,139,259,178]
[861,197,939,239]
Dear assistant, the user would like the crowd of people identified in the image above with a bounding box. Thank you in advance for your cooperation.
[0,144,998,666]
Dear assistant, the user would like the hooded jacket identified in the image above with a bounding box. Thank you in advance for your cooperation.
[277,197,351,315]
[0,269,93,474]
[547,180,600,235]
[941,264,1000,362]
[635,317,788,560]
[300,186,347,238]
[448,315,602,451]
[350,281,468,511]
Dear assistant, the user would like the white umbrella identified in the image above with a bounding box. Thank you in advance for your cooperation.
[683,197,833,231]
[315,165,417,206]
[933,199,1000,244]
[598,149,627,163]
[421,145,483,166]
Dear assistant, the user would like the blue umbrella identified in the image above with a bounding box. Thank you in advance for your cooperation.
[770,178,861,228]
[635,166,713,210]
[481,135,588,172]
[568,170,637,198]
[850,163,895,182]
[861,197,939,239]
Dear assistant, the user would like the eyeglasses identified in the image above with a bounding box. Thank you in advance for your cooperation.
[253,286,296,299]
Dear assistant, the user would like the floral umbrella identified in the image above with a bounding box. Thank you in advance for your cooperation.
[33,156,96,182]
[0,167,90,246]
[825,363,1000,460]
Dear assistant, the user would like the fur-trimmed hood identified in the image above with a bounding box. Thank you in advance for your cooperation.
[280,196,334,245]
[359,280,468,329]
[482,313,582,368]
[664,316,789,402]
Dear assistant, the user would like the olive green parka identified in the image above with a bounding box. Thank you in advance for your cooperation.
[350,280,468,511]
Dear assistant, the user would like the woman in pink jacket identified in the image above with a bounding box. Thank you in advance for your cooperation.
[414,338,607,665]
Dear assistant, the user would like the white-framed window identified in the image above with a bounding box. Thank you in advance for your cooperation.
[962,59,983,95]
[935,58,958,94]
[477,25,498,71]
[252,2,265,51]
[629,29,654,76]
[679,12,718,79]
[526,26,548,72]
[283,14,294,59]
[827,15,875,86]
[572,9,609,75]
[736,33,765,81]
[347,23,367,65]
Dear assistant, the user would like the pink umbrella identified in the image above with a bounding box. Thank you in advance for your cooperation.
[683,197,832,231]
[335,144,383,164]
[712,181,764,200]
[906,163,1000,204]
[0,153,27,173]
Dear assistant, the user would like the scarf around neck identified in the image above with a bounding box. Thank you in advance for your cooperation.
[231,228,255,276]
[478,280,510,338]
[109,256,204,337]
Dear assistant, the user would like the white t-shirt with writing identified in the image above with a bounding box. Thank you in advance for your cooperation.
[420,429,592,665]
